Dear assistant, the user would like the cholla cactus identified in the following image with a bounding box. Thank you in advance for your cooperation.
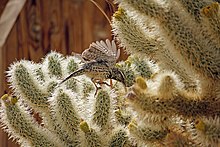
[1,0,220,147]
[112,0,220,146]
[0,52,152,147]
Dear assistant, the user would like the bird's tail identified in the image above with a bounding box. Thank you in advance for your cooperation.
[59,68,85,85]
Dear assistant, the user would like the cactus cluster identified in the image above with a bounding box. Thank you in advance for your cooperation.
[1,0,220,146]
[0,52,152,147]
[112,0,220,146]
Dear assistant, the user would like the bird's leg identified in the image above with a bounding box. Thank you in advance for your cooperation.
[91,78,101,96]
[110,79,113,88]
[91,79,113,96]
[96,80,111,87]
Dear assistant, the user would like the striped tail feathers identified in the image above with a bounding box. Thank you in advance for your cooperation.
[59,68,85,85]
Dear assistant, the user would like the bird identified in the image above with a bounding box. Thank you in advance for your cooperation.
[60,39,126,94]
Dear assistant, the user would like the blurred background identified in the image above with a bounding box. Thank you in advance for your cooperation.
[0,0,126,146]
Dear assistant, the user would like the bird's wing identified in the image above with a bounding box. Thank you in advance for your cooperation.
[81,39,120,65]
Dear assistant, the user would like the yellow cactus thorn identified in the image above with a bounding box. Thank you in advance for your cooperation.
[136,76,147,90]
[115,109,121,115]
[1,94,9,101]
[113,7,124,20]
[202,2,219,17]
[128,119,137,130]
[194,119,206,131]
[80,121,90,133]
[10,96,18,105]
[124,60,131,67]
[1,94,13,106]
[1,94,18,105]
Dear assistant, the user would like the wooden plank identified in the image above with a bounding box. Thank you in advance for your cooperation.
[92,0,111,41]
[0,0,9,16]
[17,1,29,59]
[0,0,26,47]
[69,1,83,54]
[61,0,69,53]
[7,138,19,147]
[4,11,19,98]
[27,0,44,62]
[47,0,63,53]
[0,45,7,147]
[0,46,4,95]
[40,0,50,53]
[82,0,94,49]
[0,129,8,147]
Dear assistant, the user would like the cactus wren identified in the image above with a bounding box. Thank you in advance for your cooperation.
[60,39,126,93]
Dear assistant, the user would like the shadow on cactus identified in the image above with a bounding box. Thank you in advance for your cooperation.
[1,0,220,147]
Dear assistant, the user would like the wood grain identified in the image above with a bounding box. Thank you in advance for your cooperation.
[0,0,126,146]
[0,0,9,16]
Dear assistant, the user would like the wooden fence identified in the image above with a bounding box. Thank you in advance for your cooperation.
[0,0,126,146]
